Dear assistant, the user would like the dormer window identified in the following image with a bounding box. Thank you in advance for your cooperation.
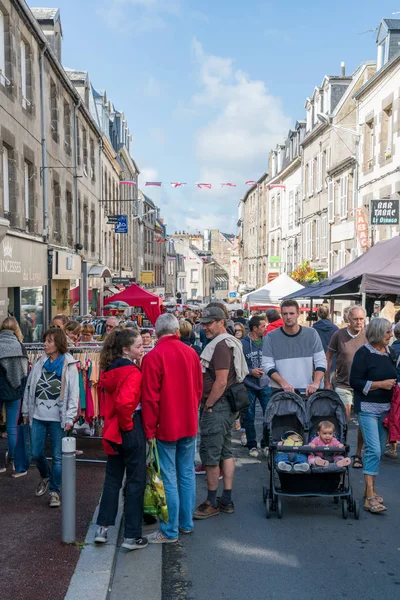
[377,39,387,70]
[306,105,312,132]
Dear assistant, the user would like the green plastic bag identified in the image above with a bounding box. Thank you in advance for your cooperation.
[143,439,169,523]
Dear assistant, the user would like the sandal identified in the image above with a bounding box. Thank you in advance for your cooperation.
[364,489,383,504]
[352,455,363,468]
[364,496,387,513]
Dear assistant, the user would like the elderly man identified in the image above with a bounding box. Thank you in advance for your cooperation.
[142,314,203,543]
[104,316,119,338]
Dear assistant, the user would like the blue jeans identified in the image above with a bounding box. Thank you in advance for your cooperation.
[31,419,64,494]
[157,436,196,539]
[242,387,271,448]
[358,411,388,476]
[0,399,21,463]
[276,452,307,465]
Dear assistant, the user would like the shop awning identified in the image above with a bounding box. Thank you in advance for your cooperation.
[108,283,163,325]
[89,265,112,278]
[70,286,93,304]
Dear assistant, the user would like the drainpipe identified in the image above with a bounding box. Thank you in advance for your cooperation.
[40,48,51,325]
[99,137,103,264]
[353,97,360,257]
[73,98,81,247]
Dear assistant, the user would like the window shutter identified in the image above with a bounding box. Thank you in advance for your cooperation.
[315,218,320,259]
[0,11,5,78]
[318,153,322,190]
[340,175,348,218]
[24,161,29,220]
[20,41,26,108]
[328,180,334,223]
[2,147,9,212]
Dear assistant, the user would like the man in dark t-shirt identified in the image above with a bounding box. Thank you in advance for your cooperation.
[194,307,239,521]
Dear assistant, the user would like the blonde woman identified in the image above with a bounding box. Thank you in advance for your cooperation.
[64,321,81,346]
[0,318,29,477]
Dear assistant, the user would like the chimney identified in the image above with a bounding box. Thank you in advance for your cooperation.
[341,61,346,77]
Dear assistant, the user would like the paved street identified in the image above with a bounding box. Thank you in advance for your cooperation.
[111,406,400,600]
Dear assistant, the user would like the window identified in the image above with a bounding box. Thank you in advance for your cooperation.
[317,152,323,191]
[83,202,89,251]
[50,80,58,142]
[276,192,281,226]
[338,247,346,269]
[314,218,320,259]
[0,10,4,83]
[24,161,30,222]
[82,128,88,175]
[64,102,72,155]
[340,175,348,219]
[90,207,95,253]
[76,120,81,165]
[328,180,334,223]
[90,138,95,180]
[383,106,393,158]
[294,190,301,226]
[365,120,374,168]
[66,190,73,245]
[325,147,331,171]
[54,181,61,240]
[288,191,294,229]
[190,268,199,282]
[2,146,9,213]
[191,289,197,299]
[306,106,312,132]
[305,221,312,259]
[321,216,328,259]
[20,41,27,108]
[308,160,313,197]
[270,196,275,228]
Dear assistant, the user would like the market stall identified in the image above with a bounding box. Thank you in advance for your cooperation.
[242,273,304,308]
[107,283,163,325]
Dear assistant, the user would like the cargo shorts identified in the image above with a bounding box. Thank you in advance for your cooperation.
[199,398,238,466]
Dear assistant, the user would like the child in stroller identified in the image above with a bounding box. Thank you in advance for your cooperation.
[308,421,351,468]
[276,431,310,473]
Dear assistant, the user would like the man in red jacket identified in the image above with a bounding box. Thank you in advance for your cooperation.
[264,308,284,335]
[142,313,203,543]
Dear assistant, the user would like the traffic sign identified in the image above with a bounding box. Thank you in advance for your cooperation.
[115,215,128,233]
[229,291,237,298]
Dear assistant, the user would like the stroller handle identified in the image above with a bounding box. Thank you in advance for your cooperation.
[271,443,350,454]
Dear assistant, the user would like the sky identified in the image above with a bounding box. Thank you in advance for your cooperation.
[28,0,400,233]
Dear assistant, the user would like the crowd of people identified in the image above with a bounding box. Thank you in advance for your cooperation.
[0,299,399,549]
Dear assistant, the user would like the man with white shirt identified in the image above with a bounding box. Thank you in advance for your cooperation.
[262,300,327,395]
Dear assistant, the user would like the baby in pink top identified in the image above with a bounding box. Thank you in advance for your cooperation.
[308,421,351,468]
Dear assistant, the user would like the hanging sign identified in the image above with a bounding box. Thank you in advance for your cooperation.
[115,215,128,234]
[371,199,399,225]
[356,208,369,249]
[107,215,119,224]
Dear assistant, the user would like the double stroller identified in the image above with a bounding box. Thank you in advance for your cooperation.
[262,389,360,520]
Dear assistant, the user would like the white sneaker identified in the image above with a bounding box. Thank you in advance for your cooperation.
[240,433,247,446]
[293,462,310,473]
[249,447,260,458]
[94,526,108,544]
[262,448,269,459]
[277,461,292,472]
[49,492,61,507]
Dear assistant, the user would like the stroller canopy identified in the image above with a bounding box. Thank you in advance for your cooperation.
[264,391,308,442]
[306,390,347,442]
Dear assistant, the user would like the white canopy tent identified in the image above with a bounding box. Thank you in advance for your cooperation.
[242,273,304,306]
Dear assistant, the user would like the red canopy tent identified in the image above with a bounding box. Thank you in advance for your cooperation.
[107,284,162,325]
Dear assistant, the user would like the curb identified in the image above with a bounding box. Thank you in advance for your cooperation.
[64,490,124,600]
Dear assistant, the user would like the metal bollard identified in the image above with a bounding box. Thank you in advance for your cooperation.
[62,436,76,543]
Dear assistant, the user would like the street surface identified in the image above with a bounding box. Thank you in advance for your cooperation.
[111,407,400,600]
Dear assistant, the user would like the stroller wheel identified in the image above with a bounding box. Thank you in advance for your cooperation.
[265,499,271,519]
[277,499,283,519]
[341,500,348,519]
[262,486,267,504]
[353,500,360,520]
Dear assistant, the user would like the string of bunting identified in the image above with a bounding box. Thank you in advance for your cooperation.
[118,180,280,189]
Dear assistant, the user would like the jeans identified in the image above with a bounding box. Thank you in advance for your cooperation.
[276,452,307,465]
[157,436,196,539]
[358,411,388,476]
[97,412,146,539]
[242,387,271,448]
[31,418,64,494]
[0,398,21,463]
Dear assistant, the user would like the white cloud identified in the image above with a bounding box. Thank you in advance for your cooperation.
[179,39,290,231]
[139,167,159,186]
[150,128,167,145]
[144,76,161,97]
[97,0,181,32]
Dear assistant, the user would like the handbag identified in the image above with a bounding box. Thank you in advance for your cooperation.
[207,368,250,413]
[143,439,169,523]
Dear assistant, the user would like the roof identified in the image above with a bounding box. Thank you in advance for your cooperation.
[354,52,400,100]
[142,193,155,208]
[30,7,59,21]
[65,68,88,82]
[380,18,400,31]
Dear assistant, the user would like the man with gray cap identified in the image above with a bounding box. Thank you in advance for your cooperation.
[194,307,248,520]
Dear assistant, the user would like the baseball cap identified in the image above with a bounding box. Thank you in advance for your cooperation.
[199,307,226,323]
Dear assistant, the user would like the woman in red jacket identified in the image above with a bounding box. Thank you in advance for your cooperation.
[94,329,148,551]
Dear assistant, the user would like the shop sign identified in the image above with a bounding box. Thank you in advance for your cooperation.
[112,277,134,285]
[0,236,48,288]
[356,208,369,249]
[269,256,280,264]
[107,215,119,224]
[140,271,154,284]
[371,199,399,225]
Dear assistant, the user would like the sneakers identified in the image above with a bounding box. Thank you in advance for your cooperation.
[293,462,310,473]
[217,498,235,514]
[35,478,49,497]
[240,432,247,446]
[0,466,6,474]
[179,527,193,534]
[277,461,292,472]
[193,500,220,520]
[94,526,108,544]
[249,447,260,458]
[11,471,27,479]
[49,492,61,507]
[147,532,177,544]
[384,448,398,459]
[262,447,269,459]
[195,464,206,475]
[122,536,149,550]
